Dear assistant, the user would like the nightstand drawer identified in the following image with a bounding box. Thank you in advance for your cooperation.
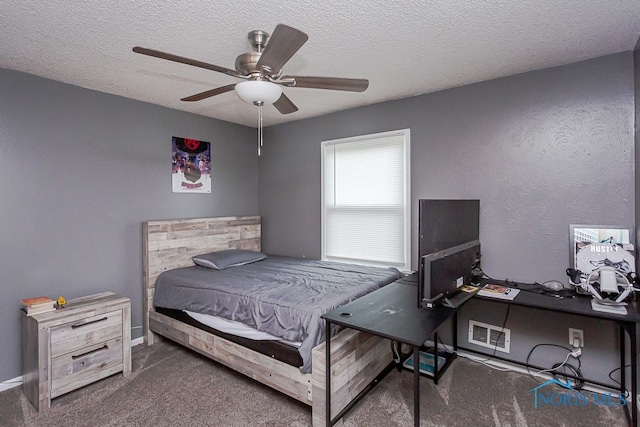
[50,310,123,357]
[50,336,124,398]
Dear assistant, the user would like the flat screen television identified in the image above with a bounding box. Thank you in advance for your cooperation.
[418,240,481,307]
[418,199,480,307]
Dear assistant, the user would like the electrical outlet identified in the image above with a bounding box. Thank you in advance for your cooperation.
[569,328,584,348]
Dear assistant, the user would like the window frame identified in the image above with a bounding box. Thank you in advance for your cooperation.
[321,128,411,271]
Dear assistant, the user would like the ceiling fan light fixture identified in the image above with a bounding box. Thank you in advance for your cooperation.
[235,80,282,106]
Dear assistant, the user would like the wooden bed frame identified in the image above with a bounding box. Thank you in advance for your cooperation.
[142,216,393,426]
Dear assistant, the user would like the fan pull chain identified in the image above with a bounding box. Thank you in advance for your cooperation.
[257,105,263,156]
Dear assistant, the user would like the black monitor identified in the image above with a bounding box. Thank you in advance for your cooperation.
[418,199,479,255]
[417,199,480,307]
[418,240,481,308]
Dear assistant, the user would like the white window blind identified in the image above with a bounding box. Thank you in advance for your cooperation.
[322,129,410,270]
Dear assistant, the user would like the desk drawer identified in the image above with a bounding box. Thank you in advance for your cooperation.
[50,310,122,357]
[50,336,124,398]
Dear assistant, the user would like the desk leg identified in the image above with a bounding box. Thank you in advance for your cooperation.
[326,322,331,427]
[433,333,439,385]
[414,346,420,427]
[621,322,637,427]
[453,313,458,352]
[621,324,626,402]
[631,323,637,427]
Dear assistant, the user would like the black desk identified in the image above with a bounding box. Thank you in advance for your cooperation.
[322,279,460,427]
[470,286,639,427]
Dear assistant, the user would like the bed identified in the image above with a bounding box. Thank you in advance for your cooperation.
[143,216,398,426]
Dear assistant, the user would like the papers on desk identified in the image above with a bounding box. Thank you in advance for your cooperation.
[477,284,520,301]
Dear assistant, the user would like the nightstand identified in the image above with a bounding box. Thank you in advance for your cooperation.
[22,292,131,412]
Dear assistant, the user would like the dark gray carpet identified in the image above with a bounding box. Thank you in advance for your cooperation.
[0,340,629,426]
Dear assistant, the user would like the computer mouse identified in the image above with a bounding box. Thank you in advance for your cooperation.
[541,280,564,292]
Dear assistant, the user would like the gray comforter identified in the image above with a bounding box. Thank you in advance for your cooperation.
[153,255,401,372]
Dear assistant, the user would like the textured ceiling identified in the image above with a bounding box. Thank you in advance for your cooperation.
[2,1,640,128]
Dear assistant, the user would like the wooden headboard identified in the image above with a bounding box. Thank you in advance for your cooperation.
[142,216,260,344]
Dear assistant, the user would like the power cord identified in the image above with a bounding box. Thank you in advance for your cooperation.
[435,334,454,354]
[480,266,576,299]
[607,364,632,400]
[551,361,585,390]
[475,271,587,387]
[533,348,573,374]
[526,343,585,390]
[391,341,401,364]
[481,270,496,282]
[463,300,512,368]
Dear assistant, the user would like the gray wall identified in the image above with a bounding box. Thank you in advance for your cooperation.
[634,35,640,404]
[635,38,640,274]
[260,53,635,386]
[0,69,257,382]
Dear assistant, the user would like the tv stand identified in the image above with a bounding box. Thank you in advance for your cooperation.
[422,287,478,309]
[421,292,445,308]
[446,289,478,307]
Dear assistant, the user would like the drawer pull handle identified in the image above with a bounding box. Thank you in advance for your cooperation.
[72,344,108,359]
[71,317,108,329]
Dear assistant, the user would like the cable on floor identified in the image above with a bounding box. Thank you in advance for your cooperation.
[526,343,585,389]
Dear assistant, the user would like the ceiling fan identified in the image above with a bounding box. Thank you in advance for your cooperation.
[132,24,369,115]
[133,24,368,155]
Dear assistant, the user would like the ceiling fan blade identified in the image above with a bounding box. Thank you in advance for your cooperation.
[133,46,242,78]
[282,76,369,92]
[180,84,237,102]
[273,93,298,114]
[256,24,308,74]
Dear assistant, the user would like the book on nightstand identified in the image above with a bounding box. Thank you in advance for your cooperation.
[21,296,56,316]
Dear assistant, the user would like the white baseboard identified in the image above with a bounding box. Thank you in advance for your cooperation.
[0,376,23,392]
[1,336,145,392]
[457,350,623,397]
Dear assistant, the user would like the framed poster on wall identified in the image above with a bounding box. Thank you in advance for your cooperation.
[569,224,635,277]
[172,136,211,193]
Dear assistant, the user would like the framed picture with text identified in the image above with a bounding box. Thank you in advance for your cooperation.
[171,136,211,193]
[569,224,635,277]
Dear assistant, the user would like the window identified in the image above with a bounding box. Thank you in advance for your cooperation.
[321,129,410,270]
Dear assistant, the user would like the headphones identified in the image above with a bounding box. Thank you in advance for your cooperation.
[584,266,632,304]
[567,267,632,304]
